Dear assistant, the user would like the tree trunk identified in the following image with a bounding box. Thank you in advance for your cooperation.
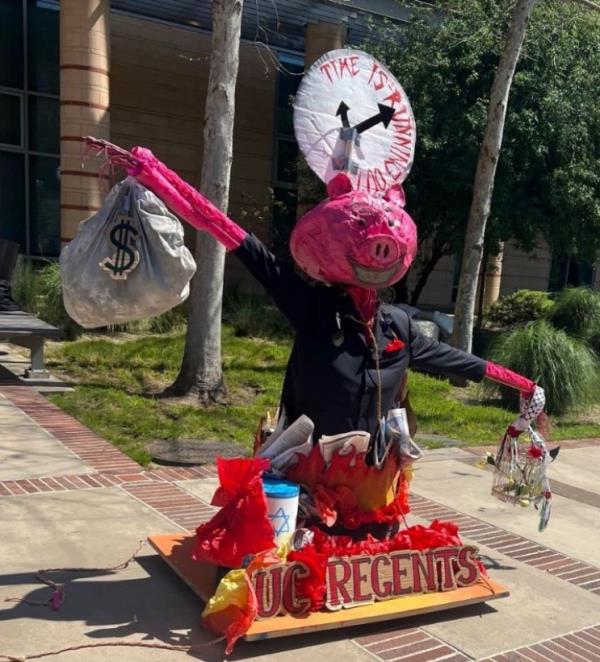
[451,0,538,352]
[168,0,243,402]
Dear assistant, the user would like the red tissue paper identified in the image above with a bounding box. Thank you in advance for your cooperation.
[193,457,275,568]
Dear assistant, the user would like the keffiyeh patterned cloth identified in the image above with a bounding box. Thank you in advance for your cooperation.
[519,385,547,427]
[490,386,558,531]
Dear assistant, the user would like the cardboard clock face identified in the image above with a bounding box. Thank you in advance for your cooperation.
[294,48,416,194]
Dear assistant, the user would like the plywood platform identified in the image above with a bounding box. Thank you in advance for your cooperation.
[149,533,509,642]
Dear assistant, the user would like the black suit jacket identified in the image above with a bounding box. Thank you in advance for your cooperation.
[234,235,487,439]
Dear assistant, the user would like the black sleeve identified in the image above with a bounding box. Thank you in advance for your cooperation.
[232,234,313,330]
[407,315,487,382]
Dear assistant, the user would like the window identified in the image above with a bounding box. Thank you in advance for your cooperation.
[271,55,303,257]
[0,93,23,146]
[29,155,60,256]
[28,95,59,154]
[28,0,59,94]
[275,139,298,185]
[549,254,594,291]
[0,0,24,89]
[0,0,59,256]
[0,152,26,247]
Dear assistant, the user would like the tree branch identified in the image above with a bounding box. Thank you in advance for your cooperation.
[574,0,600,12]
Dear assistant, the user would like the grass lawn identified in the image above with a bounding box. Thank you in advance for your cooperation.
[46,327,600,466]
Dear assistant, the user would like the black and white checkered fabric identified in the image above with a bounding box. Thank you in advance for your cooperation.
[519,386,546,422]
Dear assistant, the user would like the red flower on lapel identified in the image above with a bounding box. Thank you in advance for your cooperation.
[384,337,405,353]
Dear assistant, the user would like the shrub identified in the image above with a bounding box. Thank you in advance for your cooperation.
[12,258,188,339]
[222,290,291,339]
[36,262,83,340]
[11,260,83,340]
[588,331,600,358]
[486,289,554,328]
[148,304,187,334]
[11,258,39,312]
[486,320,600,415]
[548,287,600,339]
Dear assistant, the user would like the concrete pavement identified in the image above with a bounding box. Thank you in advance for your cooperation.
[0,384,599,661]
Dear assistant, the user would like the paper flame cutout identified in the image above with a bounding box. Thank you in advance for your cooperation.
[286,445,410,528]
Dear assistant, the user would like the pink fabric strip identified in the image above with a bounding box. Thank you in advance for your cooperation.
[485,361,536,395]
[128,147,247,250]
[347,286,378,323]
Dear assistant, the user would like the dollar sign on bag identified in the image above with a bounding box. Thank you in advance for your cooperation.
[100,214,140,280]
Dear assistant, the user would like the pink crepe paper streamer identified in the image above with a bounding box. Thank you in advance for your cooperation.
[83,138,246,250]
[347,286,378,323]
[128,147,246,250]
[50,589,64,610]
[485,361,536,395]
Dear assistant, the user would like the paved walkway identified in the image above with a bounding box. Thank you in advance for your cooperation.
[0,384,599,661]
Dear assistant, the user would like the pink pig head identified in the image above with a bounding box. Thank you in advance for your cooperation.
[289,173,418,289]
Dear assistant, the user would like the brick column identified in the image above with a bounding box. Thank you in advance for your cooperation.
[59,0,110,245]
[304,22,347,68]
[483,243,505,309]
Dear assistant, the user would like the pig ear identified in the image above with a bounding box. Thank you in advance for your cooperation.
[327,173,353,199]
[384,184,406,208]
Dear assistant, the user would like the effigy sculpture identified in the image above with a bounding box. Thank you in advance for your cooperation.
[79,49,554,652]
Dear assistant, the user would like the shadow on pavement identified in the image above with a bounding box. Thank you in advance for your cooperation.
[0,554,505,660]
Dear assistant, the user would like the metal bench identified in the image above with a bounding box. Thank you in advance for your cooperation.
[0,239,61,379]
[0,311,61,379]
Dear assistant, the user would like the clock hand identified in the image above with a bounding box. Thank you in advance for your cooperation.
[353,103,395,134]
[336,101,350,128]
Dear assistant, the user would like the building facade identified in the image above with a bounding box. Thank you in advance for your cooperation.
[1,0,597,310]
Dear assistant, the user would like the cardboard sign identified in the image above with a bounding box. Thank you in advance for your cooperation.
[294,48,416,193]
[252,545,480,618]
[253,562,311,618]
[325,546,480,610]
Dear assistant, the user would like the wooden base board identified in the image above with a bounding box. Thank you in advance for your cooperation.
[149,533,509,642]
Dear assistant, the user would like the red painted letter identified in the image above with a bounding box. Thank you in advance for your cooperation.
[254,566,283,618]
[350,556,373,604]
[371,555,392,600]
[456,546,481,587]
[326,558,353,609]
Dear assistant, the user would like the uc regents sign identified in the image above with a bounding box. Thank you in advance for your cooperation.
[252,545,481,618]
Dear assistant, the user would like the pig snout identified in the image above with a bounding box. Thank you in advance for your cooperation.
[366,235,400,267]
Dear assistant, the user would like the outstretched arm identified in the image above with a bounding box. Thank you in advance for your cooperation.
[84,138,246,249]
[84,138,313,330]
[128,146,247,250]
[406,315,545,429]
[484,361,535,396]
[485,362,546,434]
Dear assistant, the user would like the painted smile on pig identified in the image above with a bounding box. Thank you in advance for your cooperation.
[350,259,401,287]
[289,172,418,292]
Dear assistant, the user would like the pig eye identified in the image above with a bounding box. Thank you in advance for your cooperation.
[388,219,396,228]
[357,218,366,227]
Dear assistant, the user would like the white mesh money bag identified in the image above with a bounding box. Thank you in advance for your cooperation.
[60,176,196,328]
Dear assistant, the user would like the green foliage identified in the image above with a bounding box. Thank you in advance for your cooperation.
[12,260,83,340]
[588,331,600,358]
[48,326,292,463]
[47,327,600,466]
[222,290,292,339]
[147,304,187,334]
[35,262,83,340]
[548,287,600,340]
[363,1,600,302]
[11,259,38,312]
[10,258,187,339]
[486,289,554,328]
[486,320,600,415]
